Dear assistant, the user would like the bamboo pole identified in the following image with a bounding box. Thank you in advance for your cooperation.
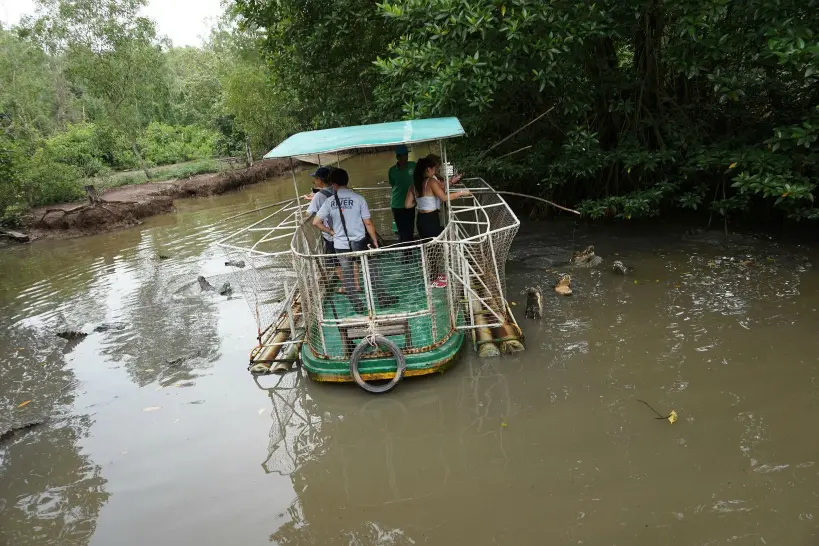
[474,306,501,358]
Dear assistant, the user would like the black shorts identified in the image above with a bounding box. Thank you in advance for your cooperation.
[323,238,339,268]
[334,238,369,254]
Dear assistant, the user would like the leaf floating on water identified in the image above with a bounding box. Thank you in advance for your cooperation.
[510,301,517,306]
[668,410,678,424]
[501,422,508,428]
[17,400,32,408]
[633,280,638,284]
[258,408,265,415]
[142,406,161,412]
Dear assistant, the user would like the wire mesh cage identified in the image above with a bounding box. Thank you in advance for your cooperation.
[217,176,520,369]
[218,199,305,341]
[292,217,454,362]
[443,177,520,330]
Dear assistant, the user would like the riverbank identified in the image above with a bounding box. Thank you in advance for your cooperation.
[16,158,292,241]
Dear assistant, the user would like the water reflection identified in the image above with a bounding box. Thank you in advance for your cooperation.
[0,325,107,546]
[260,356,519,545]
[0,418,108,546]
[96,255,222,388]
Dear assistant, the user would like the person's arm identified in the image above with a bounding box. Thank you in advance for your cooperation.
[312,215,334,236]
[363,218,378,248]
[429,178,471,202]
[359,199,378,248]
[404,186,416,209]
[313,201,334,236]
[305,196,319,219]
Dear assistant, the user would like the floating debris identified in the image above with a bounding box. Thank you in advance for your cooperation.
[638,399,678,423]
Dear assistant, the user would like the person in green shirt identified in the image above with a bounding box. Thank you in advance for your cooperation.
[388,145,416,243]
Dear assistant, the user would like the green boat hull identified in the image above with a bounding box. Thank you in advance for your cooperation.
[301,329,465,382]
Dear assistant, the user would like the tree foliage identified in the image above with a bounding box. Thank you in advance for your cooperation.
[231,0,396,127]
[236,0,819,224]
[0,2,269,224]
[4,0,817,228]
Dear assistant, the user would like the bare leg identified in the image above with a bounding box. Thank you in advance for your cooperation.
[338,253,365,313]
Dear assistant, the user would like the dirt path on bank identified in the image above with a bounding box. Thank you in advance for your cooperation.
[20,159,293,241]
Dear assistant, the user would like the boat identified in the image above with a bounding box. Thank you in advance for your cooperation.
[217,117,525,393]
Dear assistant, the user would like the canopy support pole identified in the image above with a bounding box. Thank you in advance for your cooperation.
[441,139,451,225]
[289,157,302,219]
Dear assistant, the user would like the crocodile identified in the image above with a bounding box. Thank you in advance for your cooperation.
[554,274,573,296]
[56,330,88,341]
[56,322,125,341]
[197,276,214,291]
[1,420,45,444]
[568,245,603,268]
[612,260,633,275]
[198,276,232,296]
[525,286,543,319]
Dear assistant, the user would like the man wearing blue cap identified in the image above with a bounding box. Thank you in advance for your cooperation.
[306,166,341,281]
[388,145,416,243]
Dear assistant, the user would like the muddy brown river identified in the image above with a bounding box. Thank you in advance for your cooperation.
[1,152,818,545]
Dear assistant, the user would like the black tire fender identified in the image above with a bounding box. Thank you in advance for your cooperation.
[350,334,406,394]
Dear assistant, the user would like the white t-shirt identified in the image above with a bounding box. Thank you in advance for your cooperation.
[316,187,371,250]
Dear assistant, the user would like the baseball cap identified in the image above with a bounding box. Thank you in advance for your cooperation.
[310,166,332,180]
[395,145,409,156]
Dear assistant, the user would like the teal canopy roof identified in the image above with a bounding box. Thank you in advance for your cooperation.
[263,117,465,159]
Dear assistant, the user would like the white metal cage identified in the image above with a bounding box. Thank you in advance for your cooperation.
[217,177,520,365]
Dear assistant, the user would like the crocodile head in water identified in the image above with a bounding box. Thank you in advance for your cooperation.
[198,276,214,291]
[570,245,603,268]
[612,260,633,275]
[554,274,573,296]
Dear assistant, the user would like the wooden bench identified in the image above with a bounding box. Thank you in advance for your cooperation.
[338,318,411,357]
